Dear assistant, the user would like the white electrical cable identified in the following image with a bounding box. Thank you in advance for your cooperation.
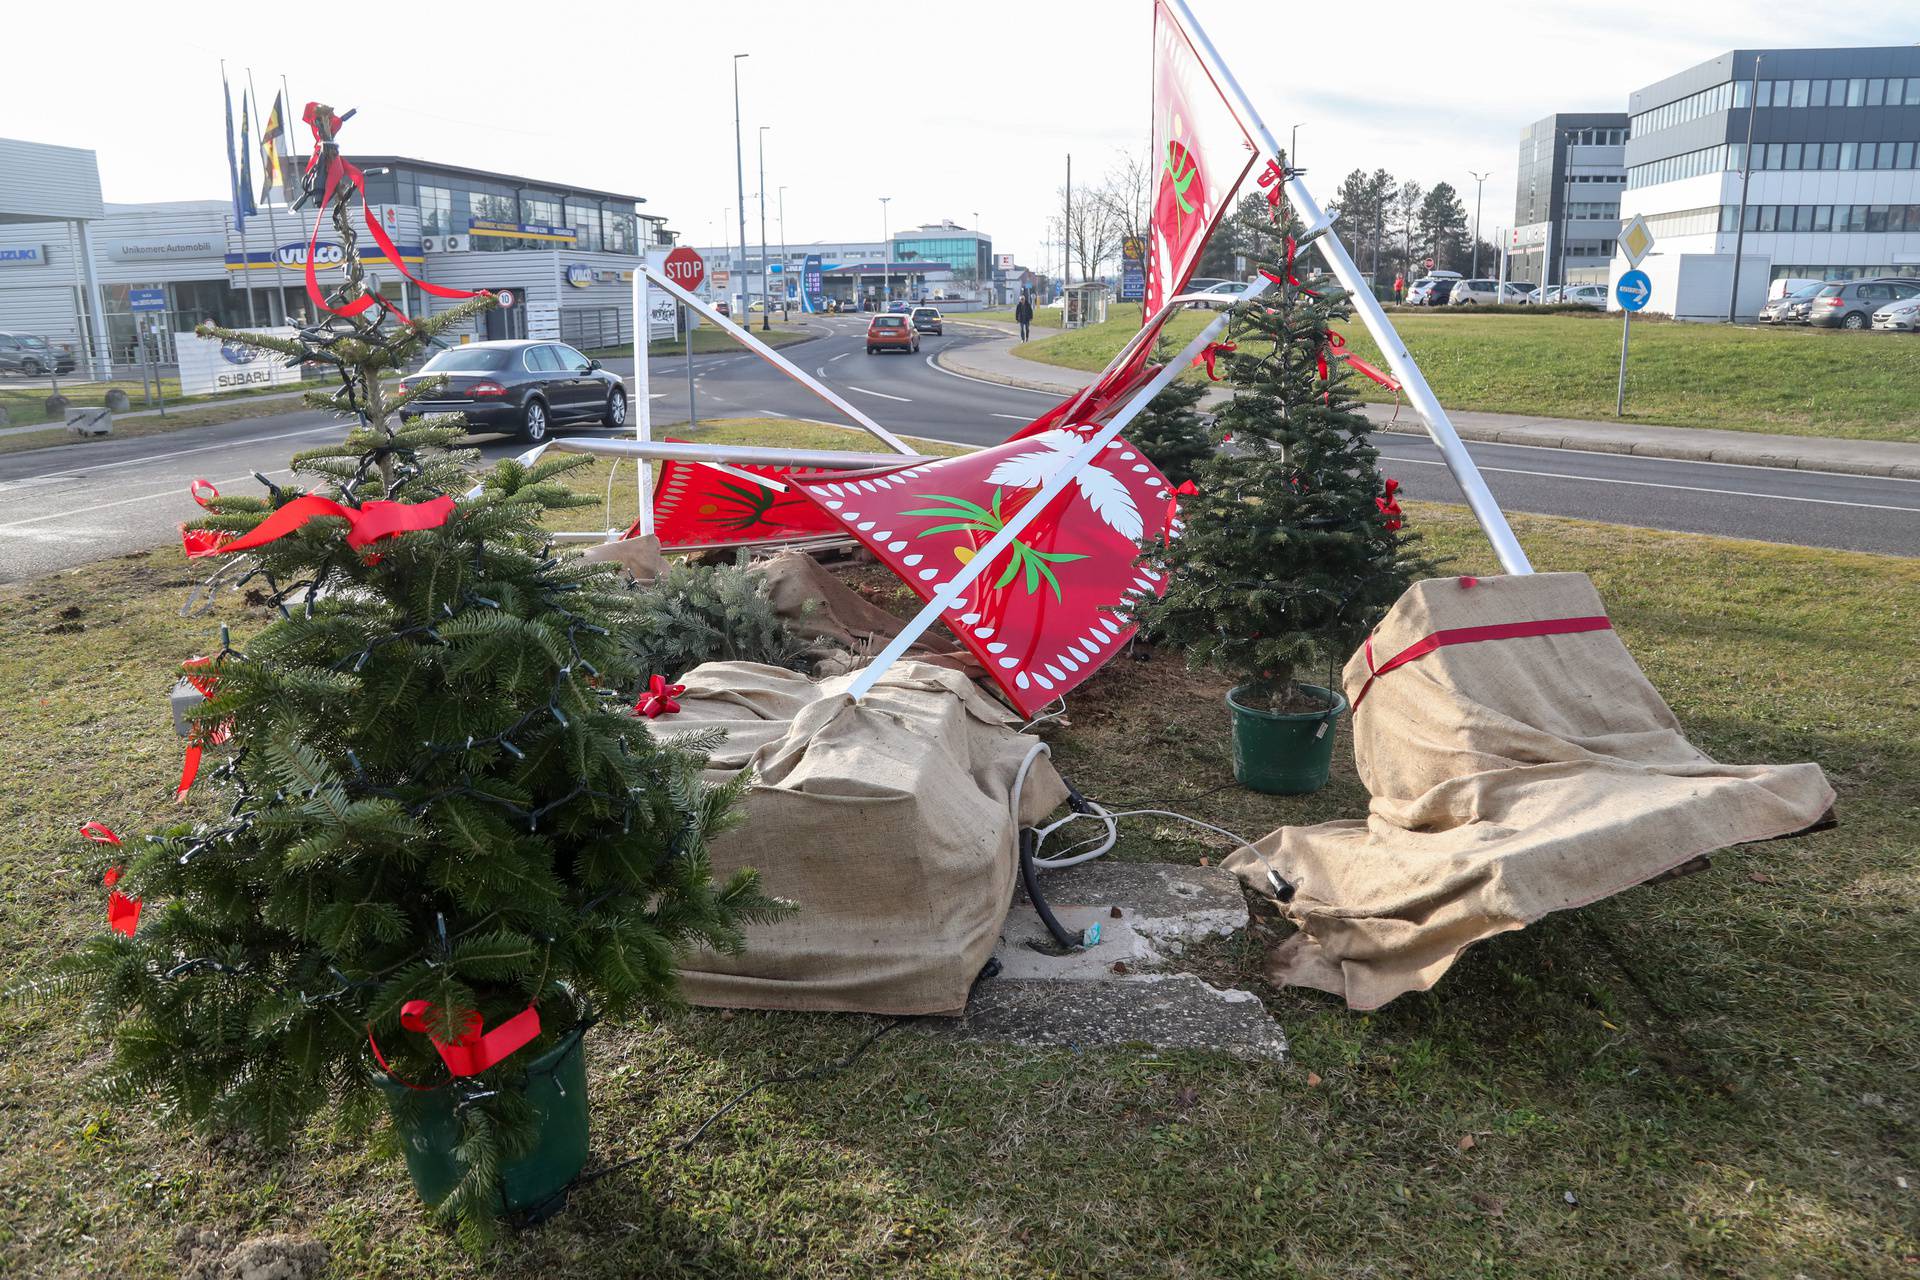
[1019,697,1068,734]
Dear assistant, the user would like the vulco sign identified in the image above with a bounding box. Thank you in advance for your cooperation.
[565,263,594,288]
[275,241,346,268]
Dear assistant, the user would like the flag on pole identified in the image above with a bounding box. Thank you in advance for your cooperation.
[238,94,257,221]
[222,71,254,229]
[258,91,288,205]
[1144,0,1256,318]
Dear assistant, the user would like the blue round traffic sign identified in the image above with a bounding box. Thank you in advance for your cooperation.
[1616,269,1652,312]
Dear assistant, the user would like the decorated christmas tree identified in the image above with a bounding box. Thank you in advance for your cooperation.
[13,103,785,1244]
[1139,228,1436,712]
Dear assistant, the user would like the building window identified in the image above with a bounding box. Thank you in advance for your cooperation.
[419,185,452,236]
[524,197,559,228]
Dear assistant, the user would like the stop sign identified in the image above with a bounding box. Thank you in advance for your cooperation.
[663,246,706,292]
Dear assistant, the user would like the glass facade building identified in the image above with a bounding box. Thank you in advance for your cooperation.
[1511,112,1629,286]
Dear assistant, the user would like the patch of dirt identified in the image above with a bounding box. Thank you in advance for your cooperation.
[44,621,85,635]
[175,1228,330,1280]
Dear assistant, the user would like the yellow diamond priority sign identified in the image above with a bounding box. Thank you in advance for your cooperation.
[1618,213,1655,268]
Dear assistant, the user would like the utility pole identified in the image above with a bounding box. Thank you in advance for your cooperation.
[1727,53,1763,324]
[778,185,790,318]
[1290,122,1304,167]
[879,196,891,306]
[732,53,749,318]
[1469,170,1488,278]
[1064,154,1072,291]
[757,126,772,330]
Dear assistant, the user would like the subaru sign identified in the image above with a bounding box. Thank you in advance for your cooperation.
[177,326,304,396]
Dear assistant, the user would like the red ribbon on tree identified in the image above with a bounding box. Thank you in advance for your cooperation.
[634,674,684,719]
[205,492,455,557]
[370,1000,542,1079]
[1193,341,1236,381]
[175,656,232,803]
[1375,477,1403,531]
[1162,478,1199,538]
[299,104,485,324]
[180,478,239,558]
[81,822,141,936]
[1256,158,1286,213]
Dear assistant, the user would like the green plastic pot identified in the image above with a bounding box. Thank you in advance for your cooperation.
[375,1020,591,1223]
[1226,682,1347,795]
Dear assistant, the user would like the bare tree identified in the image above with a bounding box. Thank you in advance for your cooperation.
[1060,177,1123,286]
[1096,149,1153,250]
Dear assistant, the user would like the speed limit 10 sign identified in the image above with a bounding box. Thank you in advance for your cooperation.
[663,246,706,292]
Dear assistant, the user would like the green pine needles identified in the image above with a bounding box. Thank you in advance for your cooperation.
[16,294,787,1245]
[1139,229,1438,709]
[626,554,815,681]
[1128,340,1212,486]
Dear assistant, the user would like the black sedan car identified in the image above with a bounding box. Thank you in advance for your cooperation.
[398,340,626,442]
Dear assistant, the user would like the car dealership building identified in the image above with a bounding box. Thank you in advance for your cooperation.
[0,139,677,372]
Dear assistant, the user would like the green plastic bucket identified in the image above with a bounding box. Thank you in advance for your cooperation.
[1226,683,1347,795]
[376,1021,591,1222]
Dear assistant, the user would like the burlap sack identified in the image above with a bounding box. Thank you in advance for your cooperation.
[1225,572,1834,1011]
[666,659,1068,1015]
[581,532,669,582]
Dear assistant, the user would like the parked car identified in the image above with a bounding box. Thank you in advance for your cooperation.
[1404,274,1460,306]
[0,331,77,376]
[1191,280,1255,308]
[866,313,919,354]
[397,340,626,443]
[714,301,732,317]
[1447,278,1506,305]
[886,301,911,314]
[909,306,944,335]
[1805,278,1920,330]
[1559,284,1609,310]
[1872,295,1920,332]
[1760,283,1825,325]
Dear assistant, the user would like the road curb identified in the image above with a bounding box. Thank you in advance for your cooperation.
[937,337,1920,480]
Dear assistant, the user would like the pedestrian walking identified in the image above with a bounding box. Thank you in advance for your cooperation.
[1393,273,1406,303]
[1015,292,1034,342]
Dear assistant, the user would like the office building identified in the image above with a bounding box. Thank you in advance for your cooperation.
[1615,47,1920,318]
[1508,112,1629,288]
[687,220,996,311]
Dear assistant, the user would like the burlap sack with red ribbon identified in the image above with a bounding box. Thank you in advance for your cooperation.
[664,659,1067,1016]
[1225,572,1835,1011]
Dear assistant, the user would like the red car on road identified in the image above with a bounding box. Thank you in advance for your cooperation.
[866,313,919,354]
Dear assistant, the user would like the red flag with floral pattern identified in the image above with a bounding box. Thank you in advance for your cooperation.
[1145,0,1257,320]
[790,429,1183,716]
[648,447,842,550]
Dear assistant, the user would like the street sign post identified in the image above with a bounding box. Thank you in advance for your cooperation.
[1617,213,1655,269]
[1615,268,1652,415]
[128,292,165,408]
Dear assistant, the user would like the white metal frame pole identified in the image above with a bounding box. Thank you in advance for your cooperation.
[633,254,655,535]
[645,265,918,455]
[844,286,1257,703]
[1164,0,1532,575]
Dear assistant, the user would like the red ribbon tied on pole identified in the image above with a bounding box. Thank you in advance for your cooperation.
[398,1000,542,1077]
[635,674,685,719]
[81,822,141,936]
[299,103,484,324]
[1193,341,1236,381]
[1256,158,1286,212]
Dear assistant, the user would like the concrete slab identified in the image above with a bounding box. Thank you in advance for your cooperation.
[930,973,1288,1061]
[996,859,1248,981]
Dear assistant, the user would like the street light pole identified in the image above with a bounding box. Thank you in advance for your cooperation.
[757,126,772,330]
[879,196,891,306]
[778,185,789,318]
[731,54,750,318]
[1290,122,1304,167]
[1469,170,1488,278]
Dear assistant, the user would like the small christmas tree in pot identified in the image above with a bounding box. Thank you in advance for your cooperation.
[1138,229,1437,794]
[12,103,787,1243]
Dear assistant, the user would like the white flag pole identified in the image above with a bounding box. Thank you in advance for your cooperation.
[842,286,1262,704]
[1164,0,1532,576]
[645,265,918,456]
[633,258,655,536]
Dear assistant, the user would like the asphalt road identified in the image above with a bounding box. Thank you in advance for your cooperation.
[0,313,1915,585]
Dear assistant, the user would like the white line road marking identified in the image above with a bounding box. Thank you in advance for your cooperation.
[1389,456,1920,513]
[830,352,850,362]
[991,413,1032,421]
[15,425,337,484]
[0,468,295,531]
[817,367,827,378]
[1375,430,1920,484]
[922,354,1063,396]
[847,385,912,403]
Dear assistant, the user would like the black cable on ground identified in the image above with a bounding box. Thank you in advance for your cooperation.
[1019,827,1085,951]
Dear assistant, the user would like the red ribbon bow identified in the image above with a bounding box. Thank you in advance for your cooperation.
[396,1000,542,1077]
[81,822,141,936]
[635,674,685,719]
[1193,341,1236,381]
[1375,477,1403,531]
[299,104,484,324]
[1256,158,1287,212]
[188,492,455,559]
[1161,479,1199,538]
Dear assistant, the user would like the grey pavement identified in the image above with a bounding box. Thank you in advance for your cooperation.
[936,322,1920,480]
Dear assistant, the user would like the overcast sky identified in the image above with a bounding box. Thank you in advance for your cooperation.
[3,1,1907,269]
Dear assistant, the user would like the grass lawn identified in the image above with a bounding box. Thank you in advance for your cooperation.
[1,434,1916,1276]
[953,305,1064,330]
[1017,303,1920,442]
